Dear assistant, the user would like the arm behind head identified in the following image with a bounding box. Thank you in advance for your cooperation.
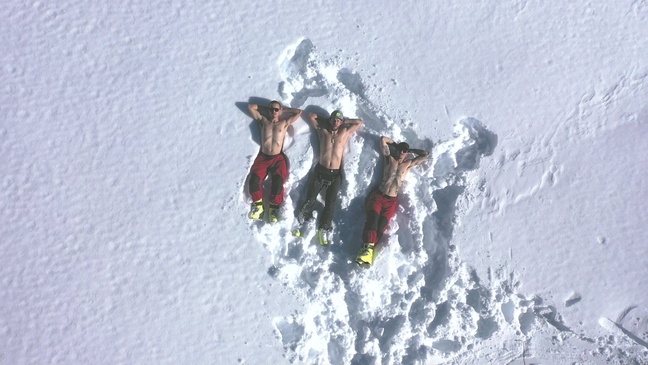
[380,136,394,156]
[408,149,431,167]
[307,112,324,129]
[344,118,363,133]
[285,108,303,125]
[248,103,264,121]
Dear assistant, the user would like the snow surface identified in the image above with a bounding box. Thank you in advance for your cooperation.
[2,1,647,364]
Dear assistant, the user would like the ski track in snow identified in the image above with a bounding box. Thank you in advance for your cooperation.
[240,39,648,364]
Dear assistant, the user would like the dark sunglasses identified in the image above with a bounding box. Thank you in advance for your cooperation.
[270,107,281,112]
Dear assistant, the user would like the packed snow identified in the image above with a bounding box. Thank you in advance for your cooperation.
[2,1,647,364]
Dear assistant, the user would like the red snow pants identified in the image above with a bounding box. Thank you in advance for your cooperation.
[248,151,288,205]
[362,189,398,244]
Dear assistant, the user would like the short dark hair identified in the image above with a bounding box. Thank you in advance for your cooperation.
[396,142,410,153]
[268,100,282,108]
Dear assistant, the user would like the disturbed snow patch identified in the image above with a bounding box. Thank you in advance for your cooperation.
[241,39,647,364]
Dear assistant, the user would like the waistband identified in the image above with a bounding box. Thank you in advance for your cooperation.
[258,151,284,158]
[373,188,397,199]
[315,163,341,175]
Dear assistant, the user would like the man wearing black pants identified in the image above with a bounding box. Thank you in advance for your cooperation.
[299,163,343,231]
[297,110,362,245]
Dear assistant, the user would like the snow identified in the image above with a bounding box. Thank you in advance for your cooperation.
[2,1,647,364]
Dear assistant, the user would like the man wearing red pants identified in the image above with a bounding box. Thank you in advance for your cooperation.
[247,100,302,222]
[356,136,430,266]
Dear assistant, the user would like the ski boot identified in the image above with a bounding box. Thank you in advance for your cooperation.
[355,243,376,267]
[317,228,332,246]
[268,204,280,223]
[248,200,264,220]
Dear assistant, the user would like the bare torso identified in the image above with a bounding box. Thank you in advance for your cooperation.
[259,117,290,155]
[378,157,413,197]
[316,127,355,169]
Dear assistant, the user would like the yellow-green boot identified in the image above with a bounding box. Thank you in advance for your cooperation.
[249,200,264,220]
[317,229,332,246]
[355,243,376,266]
[268,204,280,223]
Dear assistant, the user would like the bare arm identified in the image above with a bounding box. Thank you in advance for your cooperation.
[408,148,430,167]
[284,107,303,125]
[247,103,265,121]
[307,112,323,128]
[343,118,363,133]
[409,148,428,156]
[380,136,394,156]
[248,103,263,120]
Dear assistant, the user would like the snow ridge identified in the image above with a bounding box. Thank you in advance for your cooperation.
[242,39,646,364]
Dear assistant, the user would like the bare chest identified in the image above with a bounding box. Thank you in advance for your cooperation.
[261,120,287,135]
[385,160,408,180]
[320,130,348,146]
